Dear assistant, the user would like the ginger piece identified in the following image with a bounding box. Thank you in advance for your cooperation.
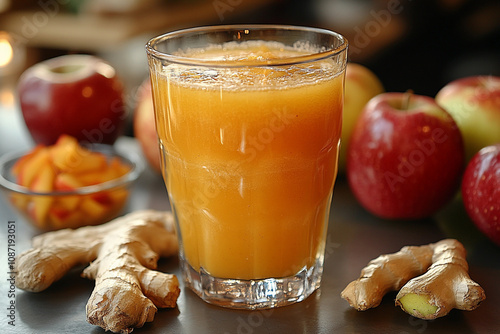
[395,239,485,319]
[341,239,485,320]
[341,244,434,310]
[15,210,180,334]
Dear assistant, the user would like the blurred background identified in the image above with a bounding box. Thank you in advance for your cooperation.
[1,0,499,138]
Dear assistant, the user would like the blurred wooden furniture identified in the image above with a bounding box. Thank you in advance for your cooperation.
[0,0,280,52]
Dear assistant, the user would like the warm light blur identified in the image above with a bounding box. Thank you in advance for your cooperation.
[0,36,13,67]
[0,0,10,13]
[0,87,14,106]
[0,31,26,77]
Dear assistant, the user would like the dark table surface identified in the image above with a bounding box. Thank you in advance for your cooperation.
[0,102,499,334]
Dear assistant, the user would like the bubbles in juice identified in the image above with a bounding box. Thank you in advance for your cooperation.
[163,41,343,91]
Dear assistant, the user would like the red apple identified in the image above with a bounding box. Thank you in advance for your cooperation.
[339,63,384,173]
[436,75,500,162]
[18,54,126,145]
[133,79,162,173]
[462,144,500,246]
[347,92,464,219]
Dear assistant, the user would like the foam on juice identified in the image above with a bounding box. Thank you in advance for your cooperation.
[162,41,343,91]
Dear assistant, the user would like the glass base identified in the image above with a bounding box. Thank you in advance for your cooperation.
[180,255,324,310]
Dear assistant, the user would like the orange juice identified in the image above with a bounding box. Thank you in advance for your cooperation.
[151,42,344,280]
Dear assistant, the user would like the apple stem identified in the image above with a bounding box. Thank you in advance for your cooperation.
[402,89,414,111]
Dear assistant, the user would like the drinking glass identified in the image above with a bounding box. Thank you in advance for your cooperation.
[146,25,347,309]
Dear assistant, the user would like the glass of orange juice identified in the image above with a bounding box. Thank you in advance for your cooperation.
[146,25,347,309]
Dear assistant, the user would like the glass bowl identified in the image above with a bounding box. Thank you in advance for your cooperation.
[0,144,143,230]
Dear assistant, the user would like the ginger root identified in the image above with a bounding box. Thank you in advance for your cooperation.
[341,239,485,319]
[341,244,434,311]
[395,239,485,319]
[15,210,180,333]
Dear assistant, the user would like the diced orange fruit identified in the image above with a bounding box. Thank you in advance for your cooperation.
[90,192,113,206]
[9,134,132,230]
[48,205,72,226]
[16,147,51,188]
[57,194,81,211]
[48,206,85,229]
[78,169,114,186]
[54,173,84,191]
[9,193,30,211]
[11,144,44,176]
[80,196,109,219]
[29,163,56,227]
[50,135,107,174]
[108,188,129,204]
[30,163,55,192]
[109,157,131,176]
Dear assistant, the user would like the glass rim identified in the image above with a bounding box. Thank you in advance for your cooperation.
[145,24,348,68]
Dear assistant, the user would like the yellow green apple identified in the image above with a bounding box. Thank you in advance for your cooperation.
[339,62,384,173]
[436,75,500,162]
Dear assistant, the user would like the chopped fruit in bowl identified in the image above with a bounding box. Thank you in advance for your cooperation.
[0,135,143,230]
